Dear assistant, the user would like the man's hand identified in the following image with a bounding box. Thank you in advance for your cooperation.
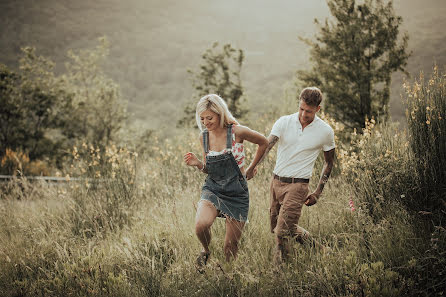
[245,166,257,180]
[305,192,319,206]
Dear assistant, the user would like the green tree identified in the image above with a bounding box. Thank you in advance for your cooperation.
[0,52,71,163]
[298,0,410,129]
[179,42,245,126]
[0,38,127,171]
[61,37,127,148]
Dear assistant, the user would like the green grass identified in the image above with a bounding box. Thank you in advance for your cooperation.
[0,129,441,296]
[1,69,445,296]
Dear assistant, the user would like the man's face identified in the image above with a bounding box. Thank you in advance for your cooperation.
[298,100,320,126]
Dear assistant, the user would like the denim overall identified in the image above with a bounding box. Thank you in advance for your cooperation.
[201,124,249,222]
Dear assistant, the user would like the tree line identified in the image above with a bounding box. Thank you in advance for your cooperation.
[1,0,410,175]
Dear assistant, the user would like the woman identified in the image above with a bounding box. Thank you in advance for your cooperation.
[184,94,268,267]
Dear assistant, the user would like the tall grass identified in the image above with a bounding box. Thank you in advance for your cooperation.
[0,84,445,296]
[404,65,446,217]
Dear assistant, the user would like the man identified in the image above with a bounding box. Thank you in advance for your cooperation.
[261,87,335,262]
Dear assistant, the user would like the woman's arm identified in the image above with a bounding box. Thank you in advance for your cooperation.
[234,125,268,180]
[183,133,208,173]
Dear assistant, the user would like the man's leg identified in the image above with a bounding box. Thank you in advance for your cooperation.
[270,178,285,263]
[269,178,282,234]
[274,182,309,261]
[295,225,310,244]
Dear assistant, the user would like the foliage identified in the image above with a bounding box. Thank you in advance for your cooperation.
[0,148,50,176]
[338,119,416,221]
[0,59,71,164]
[0,78,445,296]
[298,0,410,129]
[338,75,446,295]
[67,143,139,238]
[0,109,442,296]
[179,42,246,126]
[0,38,127,173]
[359,261,402,297]
[61,37,127,149]
[404,65,446,218]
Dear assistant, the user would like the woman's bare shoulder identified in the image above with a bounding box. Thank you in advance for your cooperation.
[233,124,255,140]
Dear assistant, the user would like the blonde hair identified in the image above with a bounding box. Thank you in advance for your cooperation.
[195,94,238,131]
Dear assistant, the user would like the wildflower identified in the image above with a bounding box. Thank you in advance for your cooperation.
[349,198,356,212]
[426,120,431,125]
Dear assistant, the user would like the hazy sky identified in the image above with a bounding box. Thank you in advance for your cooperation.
[1,0,445,127]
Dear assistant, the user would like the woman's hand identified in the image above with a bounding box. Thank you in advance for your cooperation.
[184,152,201,168]
[234,125,268,180]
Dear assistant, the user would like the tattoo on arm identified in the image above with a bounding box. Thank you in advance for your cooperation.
[316,149,335,195]
[257,135,279,164]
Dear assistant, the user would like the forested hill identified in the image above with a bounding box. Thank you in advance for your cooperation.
[1,0,446,129]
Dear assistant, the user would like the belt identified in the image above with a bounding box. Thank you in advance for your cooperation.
[273,174,309,184]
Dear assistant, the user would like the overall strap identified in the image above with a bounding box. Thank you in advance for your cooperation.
[202,129,209,154]
[226,124,233,150]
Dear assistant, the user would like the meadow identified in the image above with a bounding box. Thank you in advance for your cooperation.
[1,67,445,297]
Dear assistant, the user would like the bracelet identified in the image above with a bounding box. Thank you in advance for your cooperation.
[197,162,206,172]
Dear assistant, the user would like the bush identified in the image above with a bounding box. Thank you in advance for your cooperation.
[404,65,446,218]
[0,148,51,176]
[338,119,416,222]
[68,143,139,238]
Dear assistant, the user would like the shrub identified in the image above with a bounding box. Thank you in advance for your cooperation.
[0,148,51,176]
[338,120,416,222]
[68,143,139,238]
[404,65,446,218]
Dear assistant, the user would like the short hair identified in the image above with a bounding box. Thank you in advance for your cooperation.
[299,87,323,107]
[195,94,239,131]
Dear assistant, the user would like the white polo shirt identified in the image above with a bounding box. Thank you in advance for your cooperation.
[270,113,335,179]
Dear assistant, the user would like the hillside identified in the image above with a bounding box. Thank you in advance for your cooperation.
[1,0,445,129]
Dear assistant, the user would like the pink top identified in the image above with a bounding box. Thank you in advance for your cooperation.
[207,127,245,168]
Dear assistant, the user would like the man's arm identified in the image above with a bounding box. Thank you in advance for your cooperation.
[305,148,335,206]
[257,134,279,165]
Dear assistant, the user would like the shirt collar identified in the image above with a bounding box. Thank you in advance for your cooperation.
[296,112,319,128]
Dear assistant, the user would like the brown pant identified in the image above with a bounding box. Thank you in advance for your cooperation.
[270,178,310,241]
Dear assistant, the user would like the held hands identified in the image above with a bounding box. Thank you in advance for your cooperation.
[304,192,320,207]
[183,152,201,168]
[245,166,257,180]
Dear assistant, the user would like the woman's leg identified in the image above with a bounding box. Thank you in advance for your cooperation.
[195,200,218,253]
[224,218,245,261]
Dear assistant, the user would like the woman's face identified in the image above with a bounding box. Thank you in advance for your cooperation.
[200,109,220,131]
